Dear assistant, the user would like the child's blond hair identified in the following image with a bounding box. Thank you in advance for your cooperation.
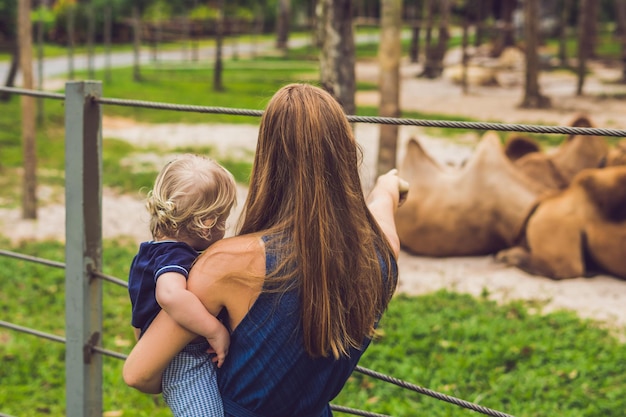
[146,154,237,242]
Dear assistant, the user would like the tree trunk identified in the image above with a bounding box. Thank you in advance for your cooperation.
[424,0,433,53]
[576,0,590,95]
[492,0,516,57]
[214,0,225,91]
[615,0,626,82]
[104,4,112,83]
[18,0,37,219]
[474,0,486,47]
[421,0,450,79]
[408,1,423,63]
[67,4,75,80]
[252,0,266,57]
[0,43,19,102]
[461,14,470,95]
[318,0,356,115]
[36,0,44,126]
[133,5,142,82]
[87,2,95,79]
[558,0,572,67]
[377,0,402,176]
[520,0,550,108]
[276,0,290,50]
[585,0,599,59]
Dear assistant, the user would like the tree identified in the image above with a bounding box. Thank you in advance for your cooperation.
[132,4,142,81]
[103,3,112,83]
[318,0,356,115]
[1,48,19,102]
[576,0,591,95]
[520,0,550,108]
[408,0,423,63]
[557,0,572,67]
[491,0,516,57]
[86,1,95,79]
[420,0,450,79]
[276,0,290,50]
[214,0,225,91]
[616,0,626,82]
[0,0,18,101]
[377,0,402,176]
[66,2,75,80]
[18,0,37,219]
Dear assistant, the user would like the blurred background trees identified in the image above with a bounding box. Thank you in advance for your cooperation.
[5,0,626,217]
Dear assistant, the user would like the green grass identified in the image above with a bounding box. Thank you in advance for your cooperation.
[0,238,624,417]
[337,293,626,416]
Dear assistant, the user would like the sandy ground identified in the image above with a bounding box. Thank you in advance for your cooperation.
[3,56,626,336]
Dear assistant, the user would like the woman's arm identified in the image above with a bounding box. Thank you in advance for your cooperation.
[156,272,230,366]
[123,310,196,394]
[366,169,409,258]
[123,236,265,394]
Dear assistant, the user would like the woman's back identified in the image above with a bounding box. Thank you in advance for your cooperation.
[216,234,396,417]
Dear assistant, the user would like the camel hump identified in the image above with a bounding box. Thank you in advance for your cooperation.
[406,137,426,156]
[504,135,541,161]
[607,139,626,167]
[577,166,626,222]
[566,113,595,128]
[402,137,441,170]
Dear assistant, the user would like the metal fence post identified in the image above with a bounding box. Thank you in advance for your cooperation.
[64,81,103,417]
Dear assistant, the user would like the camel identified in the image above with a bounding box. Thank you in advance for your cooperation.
[496,165,626,280]
[503,114,610,190]
[395,131,550,257]
[607,139,626,166]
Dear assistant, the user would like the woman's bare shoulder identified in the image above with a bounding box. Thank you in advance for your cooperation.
[189,233,266,320]
[193,233,265,277]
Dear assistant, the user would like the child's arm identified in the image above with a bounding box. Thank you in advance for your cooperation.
[156,272,230,367]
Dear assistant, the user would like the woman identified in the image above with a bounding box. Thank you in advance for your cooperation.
[123,83,406,416]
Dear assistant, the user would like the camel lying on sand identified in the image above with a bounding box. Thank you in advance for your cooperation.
[496,165,626,280]
[503,115,610,190]
[395,131,549,257]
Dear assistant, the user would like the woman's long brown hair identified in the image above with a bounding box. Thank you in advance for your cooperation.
[239,83,397,359]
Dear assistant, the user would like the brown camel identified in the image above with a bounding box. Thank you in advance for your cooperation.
[496,165,626,280]
[503,114,610,190]
[395,131,549,257]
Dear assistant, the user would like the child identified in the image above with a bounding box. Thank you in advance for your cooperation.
[128,154,237,417]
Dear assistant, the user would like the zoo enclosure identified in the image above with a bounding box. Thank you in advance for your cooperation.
[1,81,625,417]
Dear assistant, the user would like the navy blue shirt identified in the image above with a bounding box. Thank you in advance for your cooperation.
[218,236,398,417]
[128,241,199,336]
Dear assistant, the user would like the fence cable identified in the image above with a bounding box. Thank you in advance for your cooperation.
[0,320,127,361]
[330,404,391,417]
[355,366,515,417]
[0,249,64,269]
[94,95,626,137]
[0,250,127,288]
[0,86,623,137]
[0,86,65,100]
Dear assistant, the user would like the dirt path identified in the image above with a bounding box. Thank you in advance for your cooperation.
[3,57,626,335]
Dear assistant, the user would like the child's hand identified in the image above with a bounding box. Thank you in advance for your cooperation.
[205,324,230,368]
